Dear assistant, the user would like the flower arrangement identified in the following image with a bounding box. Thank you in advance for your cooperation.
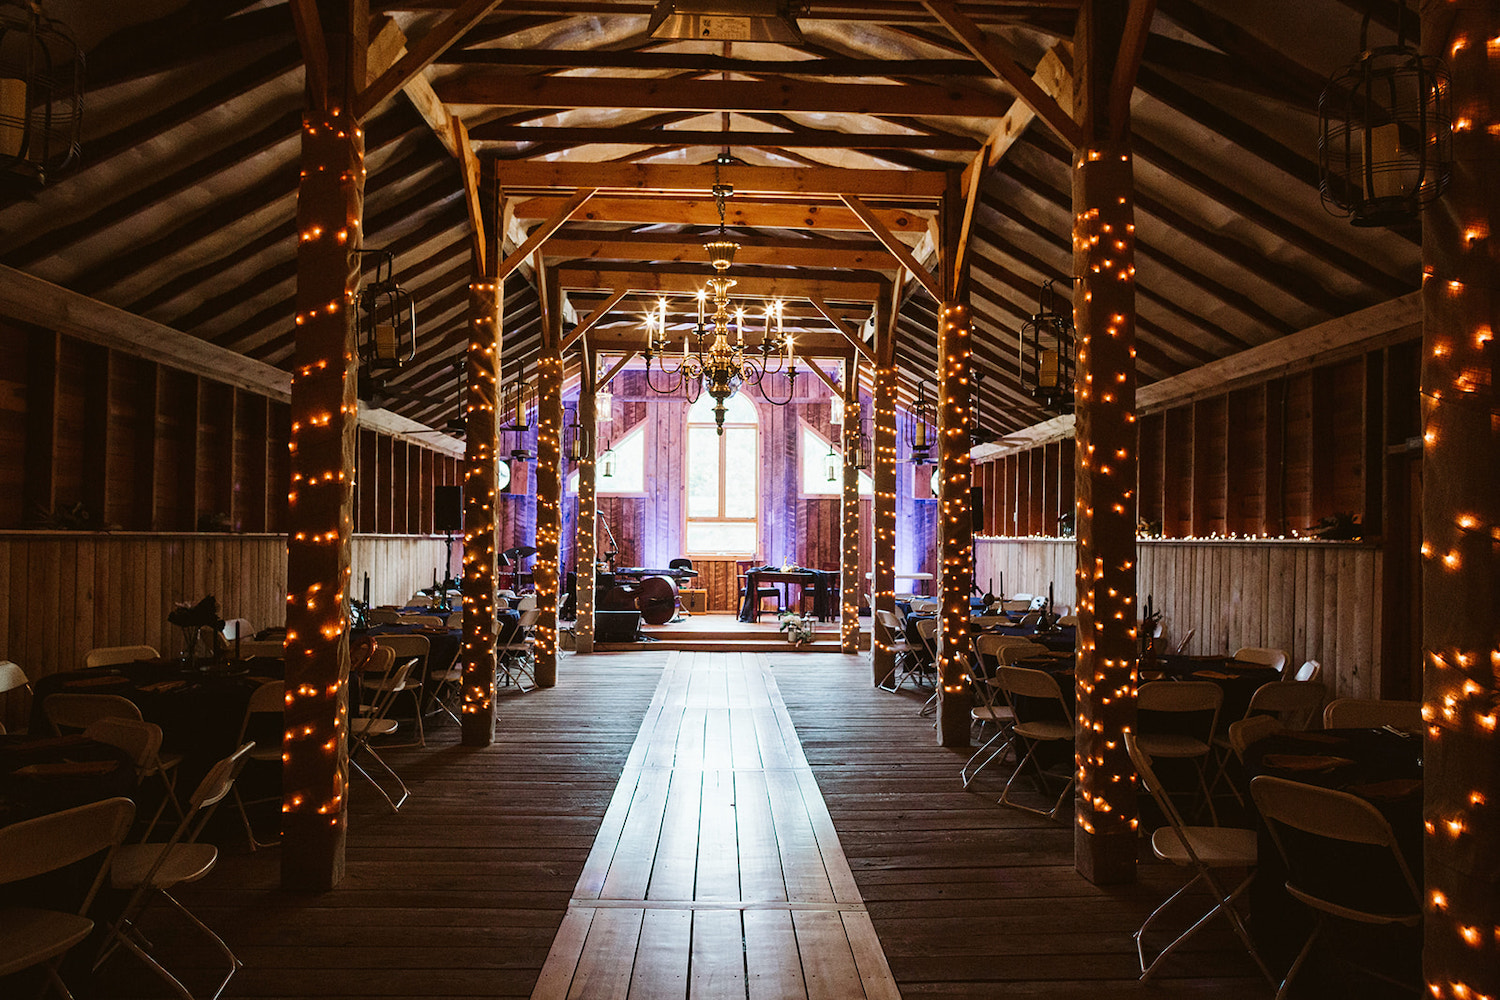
[168,595,224,666]
[777,610,816,646]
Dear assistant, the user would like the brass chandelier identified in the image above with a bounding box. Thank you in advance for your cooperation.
[643,160,797,433]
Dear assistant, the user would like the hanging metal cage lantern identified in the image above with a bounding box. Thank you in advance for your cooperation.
[600,441,617,479]
[823,441,839,482]
[500,366,535,433]
[906,379,935,464]
[1317,2,1451,228]
[565,405,592,463]
[0,1,82,185]
[852,428,869,472]
[356,250,417,370]
[595,381,613,424]
[1019,279,1075,414]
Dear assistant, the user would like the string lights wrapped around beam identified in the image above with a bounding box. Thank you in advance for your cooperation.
[840,358,861,654]
[1071,140,1141,885]
[870,288,899,687]
[532,279,564,687]
[1418,4,1499,997]
[935,300,974,746]
[283,106,363,890]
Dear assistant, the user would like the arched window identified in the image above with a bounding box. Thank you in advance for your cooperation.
[685,393,758,556]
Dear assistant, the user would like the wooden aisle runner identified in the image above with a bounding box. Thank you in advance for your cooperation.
[531,651,900,1000]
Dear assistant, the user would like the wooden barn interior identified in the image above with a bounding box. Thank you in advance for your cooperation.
[0,1,1495,999]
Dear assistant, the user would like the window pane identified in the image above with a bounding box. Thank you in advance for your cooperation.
[722,427,757,516]
[598,425,645,494]
[686,520,756,556]
[802,425,839,496]
[687,425,719,517]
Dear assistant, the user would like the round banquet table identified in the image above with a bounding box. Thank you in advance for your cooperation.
[0,733,138,829]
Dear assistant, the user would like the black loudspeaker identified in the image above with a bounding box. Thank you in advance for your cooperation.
[971,485,984,531]
[595,610,642,643]
[434,485,462,532]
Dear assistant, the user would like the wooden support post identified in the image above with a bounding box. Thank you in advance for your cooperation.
[936,171,974,747]
[871,284,898,686]
[533,269,563,687]
[575,342,598,654]
[282,0,365,892]
[1420,4,1500,996]
[840,355,861,654]
[459,270,500,746]
[1072,0,1139,886]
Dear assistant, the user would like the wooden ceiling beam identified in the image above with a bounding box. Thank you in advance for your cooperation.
[441,48,989,76]
[510,195,927,233]
[356,0,508,118]
[558,266,882,302]
[544,236,895,271]
[439,74,1015,118]
[797,354,846,395]
[808,296,876,363]
[498,188,597,281]
[595,352,638,391]
[920,0,1083,147]
[488,161,948,199]
[472,123,982,151]
[288,0,329,108]
[840,195,943,301]
[560,288,628,353]
[1107,0,1155,141]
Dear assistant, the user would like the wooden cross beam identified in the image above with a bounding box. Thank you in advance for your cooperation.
[595,351,637,391]
[497,189,598,282]
[544,236,894,271]
[797,354,845,395]
[468,124,982,152]
[841,195,943,302]
[808,295,875,363]
[510,194,927,233]
[557,267,883,302]
[356,0,505,119]
[288,0,328,110]
[485,161,948,200]
[921,0,1083,148]
[560,288,628,353]
[1110,1,1157,141]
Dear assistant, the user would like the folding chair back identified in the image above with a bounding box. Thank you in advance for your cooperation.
[407,594,433,607]
[0,659,29,694]
[237,639,286,658]
[874,608,902,634]
[1322,698,1422,731]
[1056,614,1079,626]
[1232,646,1288,675]
[515,594,538,612]
[446,612,462,628]
[365,608,403,624]
[1292,659,1322,683]
[400,614,445,627]
[1125,733,1190,840]
[1139,679,1223,717]
[1226,714,1284,760]
[46,693,143,734]
[84,644,159,669]
[1170,627,1196,654]
[913,616,938,652]
[996,664,1068,704]
[0,795,135,888]
[971,615,1009,629]
[83,717,163,772]
[1245,680,1325,730]
[376,633,430,672]
[995,642,1049,664]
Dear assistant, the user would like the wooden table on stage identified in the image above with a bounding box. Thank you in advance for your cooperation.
[738,570,835,622]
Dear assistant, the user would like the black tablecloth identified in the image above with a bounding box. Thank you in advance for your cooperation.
[0,733,138,829]
[1148,655,1282,723]
[737,569,835,622]
[29,659,281,789]
[1243,728,1423,965]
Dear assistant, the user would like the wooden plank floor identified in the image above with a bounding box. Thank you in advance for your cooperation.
[80,648,1270,999]
[531,650,899,1000]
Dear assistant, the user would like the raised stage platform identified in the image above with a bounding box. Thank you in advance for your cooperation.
[587,613,872,653]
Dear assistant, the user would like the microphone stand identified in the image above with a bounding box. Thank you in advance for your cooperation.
[598,513,619,572]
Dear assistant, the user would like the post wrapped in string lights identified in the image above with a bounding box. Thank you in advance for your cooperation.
[575,344,598,654]
[1419,4,1499,997]
[840,356,861,654]
[283,102,363,887]
[870,285,898,685]
[460,276,500,746]
[935,298,974,746]
[532,274,563,687]
[1071,140,1141,884]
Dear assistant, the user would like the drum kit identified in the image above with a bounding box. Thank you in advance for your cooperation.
[499,545,536,592]
[497,543,696,628]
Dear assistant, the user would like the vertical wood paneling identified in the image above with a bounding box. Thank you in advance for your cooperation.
[975,537,1382,698]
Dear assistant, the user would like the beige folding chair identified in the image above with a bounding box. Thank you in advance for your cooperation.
[84,644,160,669]
[0,659,32,735]
[407,594,433,607]
[1251,775,1423,1000]
[961,651,1016,789]
[994,665,1074,820]
[350,648,413,812]
[1056,614,1079,627]
[1322,698,1422,731]
[1226,714,1285,760]
[874,608,922,693]
[0,796,136,999]
[236,638,286,659]
[1126,734,1273,984]
[970,615,1010,629]
[499,609,540,692]
[399,614,445,627]
[1292,658,1322,684]
[366,632,430,746]
[445,611,463,629]
[45,693,144,734]
[913,617,941,716]
[1209,682,1326,806]
[95,743,255,1000]
[1232,646,1289,676]
[231,680,285,851]
[82,716,186,840]
[365,608,403,624]
[1135,680,1223,825]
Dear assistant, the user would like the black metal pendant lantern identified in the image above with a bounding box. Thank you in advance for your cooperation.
[1318,0,1452,228]
[565,404,591,463]
[1019,279,1075,414]
[501,363,535,463]
[906,380,935,465]
[0,0,82,185]
[356,250,417,370]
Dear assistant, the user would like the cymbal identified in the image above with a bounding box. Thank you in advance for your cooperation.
[503,545,538,560]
